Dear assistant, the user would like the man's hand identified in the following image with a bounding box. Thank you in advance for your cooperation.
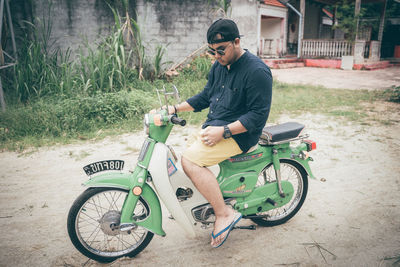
[149,105,176,115]
[200,126,224,147]
[164,105,176,115]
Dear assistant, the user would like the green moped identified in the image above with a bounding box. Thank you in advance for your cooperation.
[67,86,316,262]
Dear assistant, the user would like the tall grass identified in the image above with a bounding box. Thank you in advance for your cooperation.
[4,6,171,103]
[9,18,69,102]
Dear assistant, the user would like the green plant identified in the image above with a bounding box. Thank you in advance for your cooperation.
[385,86,400,103]
[110,4,147,80]
[210,0,232,17]
[180,55,213,80]
[0,90,154,148]
[333,0,364,41]
[153,45,172,79]
[9,18,70,102]
[75,26,136,95]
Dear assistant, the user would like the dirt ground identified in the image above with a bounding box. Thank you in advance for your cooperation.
[0,67,399,267]
[272,66,400,90]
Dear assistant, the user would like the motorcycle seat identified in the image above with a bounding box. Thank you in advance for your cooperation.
[259,122,305,144]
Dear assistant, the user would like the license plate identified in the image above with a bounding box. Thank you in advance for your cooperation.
[83,160,124,176]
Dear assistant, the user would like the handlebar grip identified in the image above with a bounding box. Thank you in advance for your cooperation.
[170,115,186,126]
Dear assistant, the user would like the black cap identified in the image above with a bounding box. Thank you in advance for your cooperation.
[207,18,241,44]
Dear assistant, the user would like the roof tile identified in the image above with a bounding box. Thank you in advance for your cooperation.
[264,0,286,8]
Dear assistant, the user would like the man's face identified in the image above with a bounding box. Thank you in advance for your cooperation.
[208,37,238,66]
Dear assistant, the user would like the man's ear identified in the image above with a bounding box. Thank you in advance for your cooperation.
[233,38,240,46]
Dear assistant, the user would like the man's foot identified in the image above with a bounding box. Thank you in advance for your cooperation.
[211,209,242,248]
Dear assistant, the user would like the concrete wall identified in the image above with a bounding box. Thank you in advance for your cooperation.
[11,0,220,64]
[10,0,116,54]
[261,18,282,55]
[231,0,259,55]
[135,0,220,63]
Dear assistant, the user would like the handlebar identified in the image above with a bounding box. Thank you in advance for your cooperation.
[170,115,186,126]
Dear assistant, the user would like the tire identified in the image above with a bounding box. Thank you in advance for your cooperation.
[67,187,154,263]
[250,159,308,227]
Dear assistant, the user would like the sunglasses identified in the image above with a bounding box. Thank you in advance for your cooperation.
[207,42,233,56]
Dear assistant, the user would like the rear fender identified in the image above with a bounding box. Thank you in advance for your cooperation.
[273,144,316,179]
[83,172,165,236]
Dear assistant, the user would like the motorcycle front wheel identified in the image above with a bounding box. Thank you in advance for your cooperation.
[250,159,308,227]
[67,187,154,263]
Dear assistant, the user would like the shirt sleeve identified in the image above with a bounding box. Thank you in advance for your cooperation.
[238,67,272,133]
[186,63,216,112]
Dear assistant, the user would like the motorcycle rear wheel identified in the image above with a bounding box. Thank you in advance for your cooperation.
[250,159,308,226]
[67,187,154,263]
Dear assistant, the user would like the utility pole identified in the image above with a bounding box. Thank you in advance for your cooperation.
[354,0,361,40]
[378,0,387,42]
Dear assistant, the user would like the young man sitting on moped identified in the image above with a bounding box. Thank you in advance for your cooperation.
[165,18,273,248]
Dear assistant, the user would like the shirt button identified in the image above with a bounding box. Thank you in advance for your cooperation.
[222,85,224,88]
[216,98,219,101]
[210,111,213,114]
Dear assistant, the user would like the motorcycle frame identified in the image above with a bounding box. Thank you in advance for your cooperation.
[83,109,315,238]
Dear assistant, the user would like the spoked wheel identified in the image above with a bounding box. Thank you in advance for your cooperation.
[67,187,154,263]
[250,159,308,226]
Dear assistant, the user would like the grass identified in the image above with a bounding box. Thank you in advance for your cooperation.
[1,78,395,151]
[383,254,400,265]
[269,81,388,123]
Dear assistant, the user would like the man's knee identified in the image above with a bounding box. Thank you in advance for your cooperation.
[181,156,194,172]
[181,156,202,179]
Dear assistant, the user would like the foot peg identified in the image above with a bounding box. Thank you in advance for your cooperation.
[266,198,278,206]
[233,225,256,230]
[119,223,136,232]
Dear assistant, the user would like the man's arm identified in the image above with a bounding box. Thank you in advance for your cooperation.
[237,68,272,133]
[175,101,194,113]
[164,101,194,114]
[200,67,272,147]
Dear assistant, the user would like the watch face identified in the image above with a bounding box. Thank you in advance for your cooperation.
[224,126,232,138]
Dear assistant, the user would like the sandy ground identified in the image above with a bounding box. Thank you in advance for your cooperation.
[272,66,400,90]
[1,68,400,267]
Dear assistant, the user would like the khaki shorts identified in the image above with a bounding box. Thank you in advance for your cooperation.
[182,129,242,167]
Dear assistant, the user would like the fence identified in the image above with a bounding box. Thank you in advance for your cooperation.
[301,39,353,58]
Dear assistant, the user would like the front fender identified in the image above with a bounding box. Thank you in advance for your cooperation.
[83,172,132,189]
[83,172,166,236]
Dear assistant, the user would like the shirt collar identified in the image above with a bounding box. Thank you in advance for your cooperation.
[228,49,248,71]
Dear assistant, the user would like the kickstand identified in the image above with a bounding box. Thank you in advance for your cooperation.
[233,225,257,230]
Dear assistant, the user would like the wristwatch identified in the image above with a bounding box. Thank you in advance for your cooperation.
[223,125,232,139]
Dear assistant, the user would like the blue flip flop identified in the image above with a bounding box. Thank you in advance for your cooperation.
[211,212,242,248]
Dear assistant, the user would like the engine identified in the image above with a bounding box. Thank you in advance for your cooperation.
[191,199,234,224]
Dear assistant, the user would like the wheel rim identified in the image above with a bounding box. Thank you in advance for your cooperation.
[256,162,304,221]
[75,189,149,257]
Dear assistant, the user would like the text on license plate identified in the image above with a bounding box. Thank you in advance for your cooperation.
[83,160,124,176]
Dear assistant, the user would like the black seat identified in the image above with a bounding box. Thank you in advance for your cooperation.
[259,122,305,144]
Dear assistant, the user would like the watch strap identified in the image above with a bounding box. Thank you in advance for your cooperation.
[223,125,232,139]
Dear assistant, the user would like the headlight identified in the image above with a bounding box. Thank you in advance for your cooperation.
[143,114,149,135]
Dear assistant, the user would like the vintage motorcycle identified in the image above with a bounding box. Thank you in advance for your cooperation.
[67,86,316,262]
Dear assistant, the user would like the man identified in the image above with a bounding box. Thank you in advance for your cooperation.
[167,18,272,248]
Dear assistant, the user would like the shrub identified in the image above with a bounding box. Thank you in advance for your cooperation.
[386,86,400,103]
[0,90,154,143]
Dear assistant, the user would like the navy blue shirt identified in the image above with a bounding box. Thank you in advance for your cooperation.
[186,51,272,152]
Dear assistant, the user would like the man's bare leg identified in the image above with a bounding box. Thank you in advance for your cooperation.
[181,156,235,246]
